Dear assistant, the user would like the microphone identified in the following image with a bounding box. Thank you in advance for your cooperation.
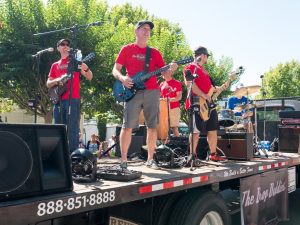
[91,21,101,26]
[185,70,198,81]
[86,21,101,29]
[32,47,54,57]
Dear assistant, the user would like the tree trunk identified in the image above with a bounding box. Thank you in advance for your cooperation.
[44,110,53,124]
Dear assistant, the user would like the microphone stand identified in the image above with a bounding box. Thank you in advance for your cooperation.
[33,55,40,123]
[33,21,100,152]
[186,65,203,170]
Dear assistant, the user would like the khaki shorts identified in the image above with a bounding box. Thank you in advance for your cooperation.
[123,89,160,129]
[169,107,180,127]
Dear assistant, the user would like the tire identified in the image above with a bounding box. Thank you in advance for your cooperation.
[153,193,182,225]
[168,190,231,225]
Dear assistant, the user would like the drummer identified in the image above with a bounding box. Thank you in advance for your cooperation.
[160,69,182,137]
[227,83,254,133]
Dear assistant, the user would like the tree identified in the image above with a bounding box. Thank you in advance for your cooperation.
[0,98,13,113]
[263,60,300,98]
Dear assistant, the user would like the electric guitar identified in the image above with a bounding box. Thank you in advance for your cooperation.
[199,67,244,121]
[49,52,95,104]
[112,57,194,102]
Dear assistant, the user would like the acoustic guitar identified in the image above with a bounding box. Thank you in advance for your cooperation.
[199,67,244,121]
[49,52,95,105]
[112,57,193,102]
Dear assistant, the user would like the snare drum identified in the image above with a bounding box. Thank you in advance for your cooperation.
[218,109,235,127]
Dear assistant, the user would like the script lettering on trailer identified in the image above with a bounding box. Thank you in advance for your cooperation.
[240,168,288,225]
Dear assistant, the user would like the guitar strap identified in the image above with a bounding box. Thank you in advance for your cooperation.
[144,46,152,73]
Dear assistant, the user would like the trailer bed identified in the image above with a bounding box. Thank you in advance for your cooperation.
[1,153,299,225]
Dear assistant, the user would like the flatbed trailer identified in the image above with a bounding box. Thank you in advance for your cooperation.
[1,153,299,225]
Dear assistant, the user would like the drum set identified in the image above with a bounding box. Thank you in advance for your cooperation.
[218,85,261,133]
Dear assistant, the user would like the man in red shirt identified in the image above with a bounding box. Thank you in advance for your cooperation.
[160,70,182,137]
[112,20,178,170]
[184,46,228,162]
[47,38,92,152]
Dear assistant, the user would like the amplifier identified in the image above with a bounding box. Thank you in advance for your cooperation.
[279,126,300,153]
[217,132,254,160]
[167,136,189,147]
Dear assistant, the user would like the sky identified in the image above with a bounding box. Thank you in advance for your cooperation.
[105,0,300,88]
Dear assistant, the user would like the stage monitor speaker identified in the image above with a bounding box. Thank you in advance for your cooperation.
[279,126,300,153]
[0,123,73,201]
[217,132,254,160]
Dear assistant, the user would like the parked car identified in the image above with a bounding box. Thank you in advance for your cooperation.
[253,97,300,141]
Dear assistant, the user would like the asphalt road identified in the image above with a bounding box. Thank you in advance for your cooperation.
[279,188,300,225]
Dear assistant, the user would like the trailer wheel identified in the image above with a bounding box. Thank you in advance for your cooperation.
[168,190,231,225]
[152,192,181,225]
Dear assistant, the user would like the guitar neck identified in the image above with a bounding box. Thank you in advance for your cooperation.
[140,65,171,82]
[212,80,231,101]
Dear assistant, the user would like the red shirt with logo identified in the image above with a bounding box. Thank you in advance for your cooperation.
[159,79,182,109]
[183,62,213,109]
[116,43,165,90]
[48,58,81,100]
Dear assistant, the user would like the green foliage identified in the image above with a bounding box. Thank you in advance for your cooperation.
[263,60,300,98]
[0,98,13,113]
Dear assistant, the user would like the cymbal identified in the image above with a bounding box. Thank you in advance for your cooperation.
[234,85,261,96]
[234,103,255,112]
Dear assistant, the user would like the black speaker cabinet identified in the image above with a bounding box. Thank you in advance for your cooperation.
[0,123,73,201]
[279,126,300,153]
[217,132,254,160]
[115,126,147,157]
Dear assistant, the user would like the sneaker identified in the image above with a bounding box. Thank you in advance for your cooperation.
[119,161,128,170]
[145,159,160,170]
[209,152,227,162]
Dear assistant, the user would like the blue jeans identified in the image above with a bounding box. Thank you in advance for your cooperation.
[53,98,80,153]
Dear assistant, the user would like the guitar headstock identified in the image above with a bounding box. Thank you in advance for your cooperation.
[82,52,96,62]
[229,66,244,81]
[175,56,194,65]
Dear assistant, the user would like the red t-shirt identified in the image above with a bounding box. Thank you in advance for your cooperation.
[115,43,165,90]
[48,58,81,99]
[159,79,182,109]
[183,62,212,110]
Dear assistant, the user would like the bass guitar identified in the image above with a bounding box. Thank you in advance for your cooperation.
[49,52,95,104]
[199,66,244,121]
[112,57,194,102]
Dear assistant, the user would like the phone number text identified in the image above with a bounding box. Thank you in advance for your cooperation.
[37,191,116,217]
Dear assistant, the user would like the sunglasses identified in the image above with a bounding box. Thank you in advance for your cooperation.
[60,43,70,47]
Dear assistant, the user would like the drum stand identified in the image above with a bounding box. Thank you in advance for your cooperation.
[252,76,268,158]
[260,75,268,157]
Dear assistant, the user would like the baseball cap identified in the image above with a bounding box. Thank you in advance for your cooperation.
[194,46,211,57]
[135,20,154,30]
[56,38,70,47]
